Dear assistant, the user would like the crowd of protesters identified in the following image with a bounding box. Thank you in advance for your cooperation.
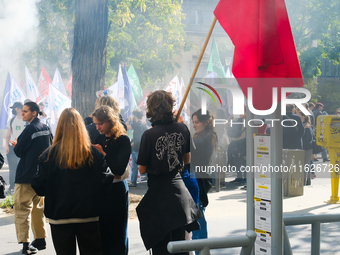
[3,92,204,255]
[2,90,335,254]
[281,102,330,184]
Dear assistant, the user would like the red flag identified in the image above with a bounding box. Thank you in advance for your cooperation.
[138,91,150,108]
[36,66,52,102]
[66,75,72,98]
[214,0,304,110]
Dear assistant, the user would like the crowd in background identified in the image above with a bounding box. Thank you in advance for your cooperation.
[2,92,336,254]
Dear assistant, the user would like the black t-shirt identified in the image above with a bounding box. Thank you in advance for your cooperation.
[137,121,190,175]
[131,120,147,152]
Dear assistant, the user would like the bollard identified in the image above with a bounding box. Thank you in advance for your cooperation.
[315,115,340,204]
[326,149,340,203]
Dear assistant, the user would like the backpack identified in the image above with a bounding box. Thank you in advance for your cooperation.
[227,118,245,138]
[0,154,6,198]
[0,152,4,169]
[0,176,5,198]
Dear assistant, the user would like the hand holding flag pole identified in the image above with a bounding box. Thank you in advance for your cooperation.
[175,17,217,122]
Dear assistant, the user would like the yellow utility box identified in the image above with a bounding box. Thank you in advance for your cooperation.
[316,115,340,204]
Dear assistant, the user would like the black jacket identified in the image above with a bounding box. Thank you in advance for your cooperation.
[96,135,131,176]
[31,146,113,220]
[14,118,51,184]
[191,130,215,207]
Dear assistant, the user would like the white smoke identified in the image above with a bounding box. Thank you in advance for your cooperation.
[0,0,41,97]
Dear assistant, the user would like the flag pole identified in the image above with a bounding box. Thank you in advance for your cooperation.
[175,17,217,122]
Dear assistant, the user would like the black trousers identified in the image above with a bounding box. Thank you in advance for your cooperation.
[50,222,102,255]
[100,181,129,255]
[152,226,188,255]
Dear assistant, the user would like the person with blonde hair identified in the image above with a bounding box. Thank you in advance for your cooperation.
[92,105,131,255]
[87,96,127,143]
[31,108,113,255]
[335,108,340,115]
[136,90,201,255]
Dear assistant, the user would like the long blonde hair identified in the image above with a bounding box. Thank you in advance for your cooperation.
[92,105,126,139]
[47,108,93,169]
[97,96,120,114]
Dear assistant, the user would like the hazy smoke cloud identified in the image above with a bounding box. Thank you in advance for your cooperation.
[0,0,41,95]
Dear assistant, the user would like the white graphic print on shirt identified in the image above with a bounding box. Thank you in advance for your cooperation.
[155,132,185,170]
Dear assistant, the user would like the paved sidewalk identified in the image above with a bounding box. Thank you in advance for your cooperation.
[1,165,340,254]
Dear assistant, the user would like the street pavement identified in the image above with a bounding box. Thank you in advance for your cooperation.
[1,161,340,255]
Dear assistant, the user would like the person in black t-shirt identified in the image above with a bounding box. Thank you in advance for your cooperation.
[126,109,147,187]
[136,90,201,255]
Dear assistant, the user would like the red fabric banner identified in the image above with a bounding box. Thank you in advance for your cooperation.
[36,66,52,102]
[214,0,304,110]
[66,75,72,98]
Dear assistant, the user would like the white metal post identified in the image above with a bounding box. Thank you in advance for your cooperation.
[271,106,283,254]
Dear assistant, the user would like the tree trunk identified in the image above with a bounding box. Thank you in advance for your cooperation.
[71,0,108,117]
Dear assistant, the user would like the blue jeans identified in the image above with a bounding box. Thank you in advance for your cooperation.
[123,180,129,254]
[131,150,139,185]
[7,145,20,189]
[192,203,207,255]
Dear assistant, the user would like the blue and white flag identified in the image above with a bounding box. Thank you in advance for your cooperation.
[49,84,71,122]
[52,68,67,95]
[0,72,12,129]
[107,81,118,99]
[37,94,54,124]
[10,77,27,106]
[25,66,40,102]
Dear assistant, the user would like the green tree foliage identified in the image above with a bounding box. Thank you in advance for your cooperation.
[286,0,340,80]
[26,0,187,89]
[317,82,340,114]
[106,0,187,87]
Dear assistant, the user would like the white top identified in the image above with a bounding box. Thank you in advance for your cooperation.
[7,117,26,144]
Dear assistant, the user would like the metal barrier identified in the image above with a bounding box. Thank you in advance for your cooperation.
[167,230,256,255]
[283,213,340,255]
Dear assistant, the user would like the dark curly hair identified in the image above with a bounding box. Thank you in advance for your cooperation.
[192,109,218,148]
[146,90,175,123]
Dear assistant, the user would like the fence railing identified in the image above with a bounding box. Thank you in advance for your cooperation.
[283,213,340,255]
[167,230,256,255]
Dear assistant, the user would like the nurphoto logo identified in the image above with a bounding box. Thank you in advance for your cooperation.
[196,79,312,128]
